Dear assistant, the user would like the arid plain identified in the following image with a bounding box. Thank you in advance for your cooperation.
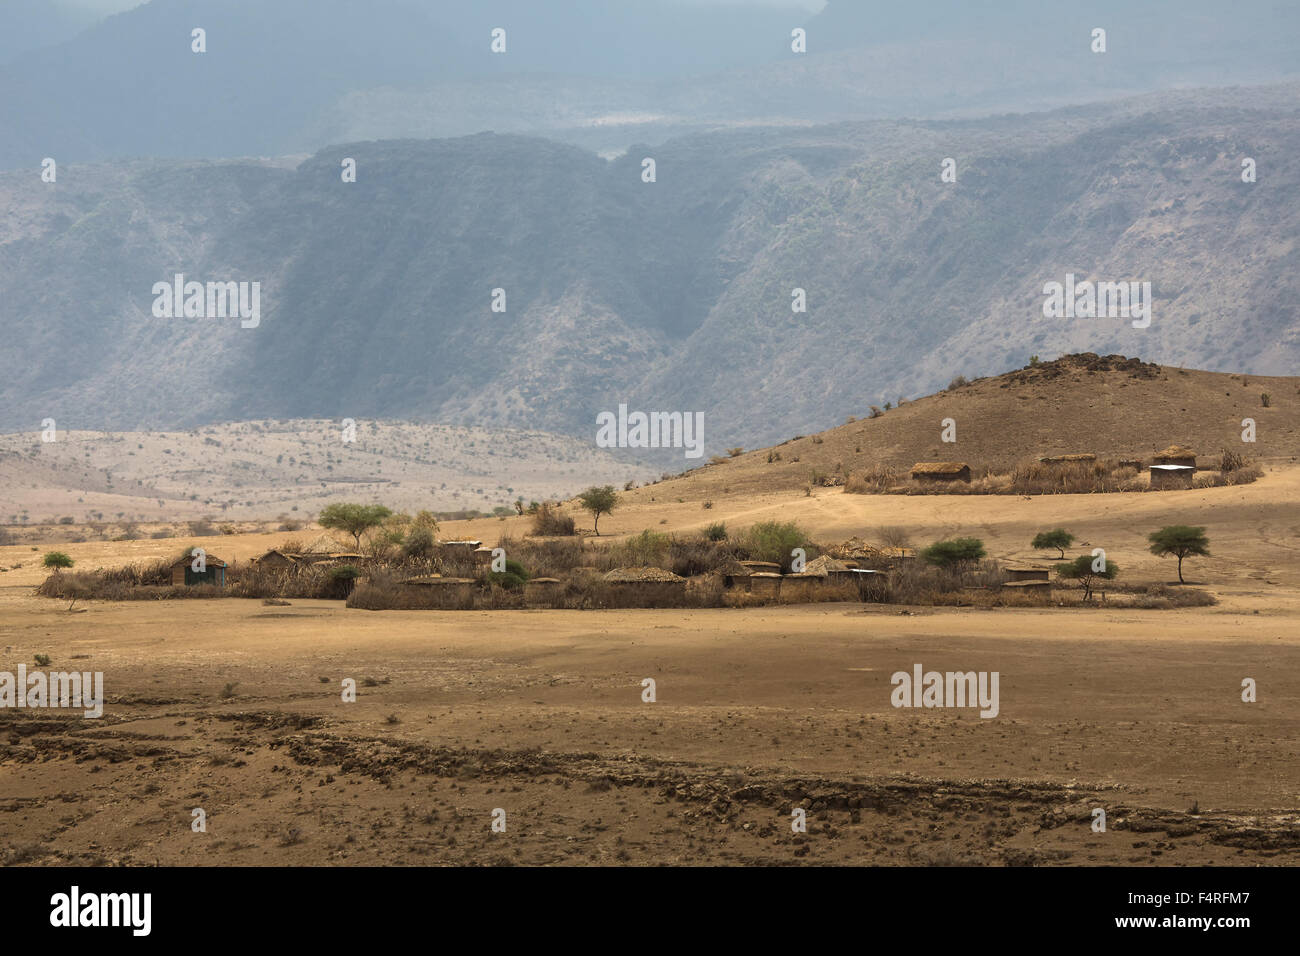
[2,462,1298,866]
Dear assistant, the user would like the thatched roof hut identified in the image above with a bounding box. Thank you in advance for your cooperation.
[911,461,972,483]
[440,540,483,555]
[300,533,350,555]
[1039,453,1096,464]
[603,566,686,603]
[254,549,300,570]
[1005,566,1050,582]
[294,534,363,564]
[1153,445,1197,467]
[603,567,684,583]
[169,551,228,587]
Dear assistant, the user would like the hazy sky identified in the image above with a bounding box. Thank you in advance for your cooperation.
[67,0,827,11]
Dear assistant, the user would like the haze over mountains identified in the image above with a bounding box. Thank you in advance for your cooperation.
[2,0,1298,452]
[3,0,1299,168]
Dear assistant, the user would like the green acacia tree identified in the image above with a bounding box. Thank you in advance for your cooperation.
[318,503,393,549]
[1055,553,1119,603]
[1031,528,1074,559]
[1148,525,1210,583]
[577,486,618,535]
[921,537,986,573]
[43,551,74,570]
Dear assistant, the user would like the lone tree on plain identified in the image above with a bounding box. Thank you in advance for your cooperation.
[921,537,986,573]
[1148,525,1210,583]
[1031,528,1074,559]
[578,485,618,535]
[1055,553,1118,603]
[318,503,393,550]
[43,551,73,571]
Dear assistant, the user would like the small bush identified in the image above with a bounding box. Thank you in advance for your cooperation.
[530,503,575,536]
[403,526,436,560]
[844,464,898,494]
[740,521,809,572]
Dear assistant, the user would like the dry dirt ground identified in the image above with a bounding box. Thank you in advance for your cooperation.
[2,470,1298,866]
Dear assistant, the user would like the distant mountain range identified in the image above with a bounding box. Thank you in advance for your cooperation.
[2,83,1297,449]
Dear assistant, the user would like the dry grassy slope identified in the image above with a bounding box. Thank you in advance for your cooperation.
[0,419,652,524]
[637,355,1300,499]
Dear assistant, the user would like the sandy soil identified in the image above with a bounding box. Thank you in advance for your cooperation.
[2,470,1298,866]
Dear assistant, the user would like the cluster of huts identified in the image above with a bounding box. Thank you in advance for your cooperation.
[910,443,1201,489]
[721,540,917,601]
[386,563,686,607]
[252,533,365,571]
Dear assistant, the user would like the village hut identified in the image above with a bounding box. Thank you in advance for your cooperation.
[473,546,496,568]
[440,540,483,558]
[524,577,562,604]
[779,572,823,603]
[1005,566,1050,583]
[1039,453,1097,465]
[603,567,687,603]
[1002,580,1051,596]
[804,554,855,586]
[746,572,783,598]
[738,560,782,574]
[1149,464,1195,490]
[910,462,972,484]
[1153,445,1197,468]
[847,568,888,600]
[395,576,475,607]
[253,549,300,571]
[170,550,228,587]
[824,538,912,570]
[296,533,363,565]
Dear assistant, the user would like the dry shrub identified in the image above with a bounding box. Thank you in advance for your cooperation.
[553,578,720,610]
[530,503,575,536]
[37,571,131,602]
[1130,584,1217,609]
[885,559,1008,604]
[844,464,898,494]
[1223,463,1263,485]
[496,535,585,578]
[348,573,477,610]
[876,526,912,549]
